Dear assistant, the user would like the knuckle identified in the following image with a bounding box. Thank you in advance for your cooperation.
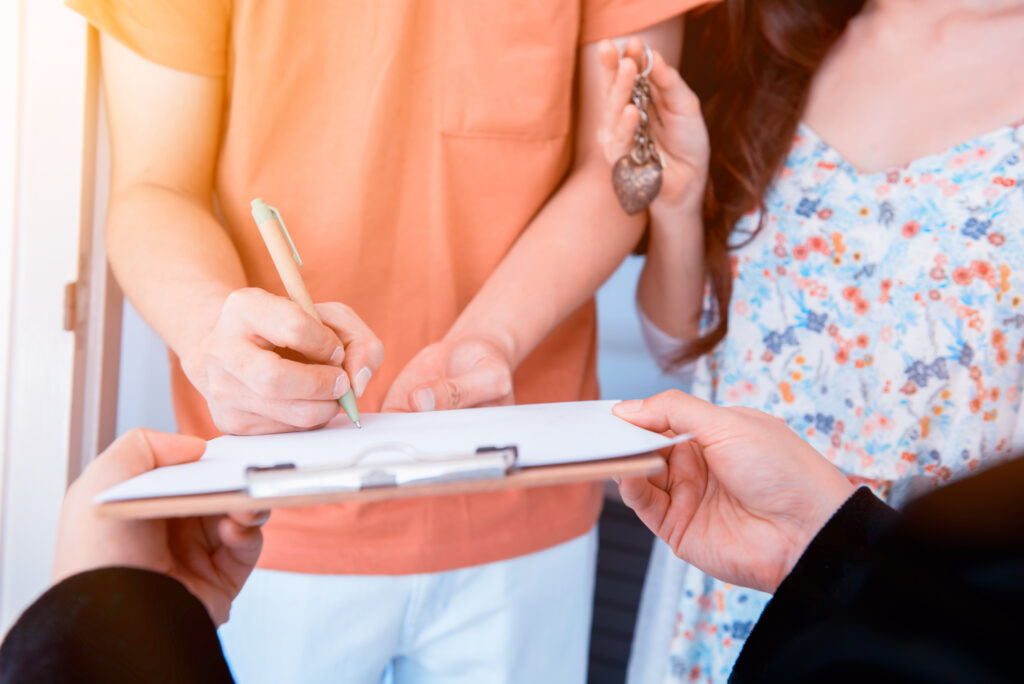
[495,370,513,397]
[319,370,340,398]
[222,290,244,311]
[369,339,386,366]
[122,426,146,441]
[661,389,686,404]
[238,355,282,397]
[254,364,288,397]
[320,301,355,320]
[443,380,462,408]
[279,316,308,347]
[291,404,335,429]
[682,90,701,113]
[225,287,256,311]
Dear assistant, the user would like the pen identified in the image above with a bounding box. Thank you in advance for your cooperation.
[250,198,361,428]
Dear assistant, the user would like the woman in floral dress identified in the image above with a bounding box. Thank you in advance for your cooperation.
[597,1,1024,681]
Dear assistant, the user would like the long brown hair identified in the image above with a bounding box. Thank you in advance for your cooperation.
[675,0,865,362]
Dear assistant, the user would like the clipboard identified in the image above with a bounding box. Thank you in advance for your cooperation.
[96,400,682,520]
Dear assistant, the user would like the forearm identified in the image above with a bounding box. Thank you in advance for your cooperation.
[106,183,245,369]
[99,32,236,376]
[636,201,706,340]
[447,163,644,365]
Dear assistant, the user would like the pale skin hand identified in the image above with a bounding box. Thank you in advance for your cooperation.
[199,290,385,434]
[382,17,685,412]
[597,37,709,213]
[52,430,268,626]
[614,391,856,593]
[596,38,711,342]
[383,335,514,412]
[100,36,383,435]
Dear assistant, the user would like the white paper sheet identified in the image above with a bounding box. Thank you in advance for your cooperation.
[97,400,685,503]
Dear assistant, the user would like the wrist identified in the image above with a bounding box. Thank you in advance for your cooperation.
[650,193,703,228]
[648,197,705,254]
[778,477,857,590]
[643,206,706,274]
[650,173,706,220]
[170,288,235,391]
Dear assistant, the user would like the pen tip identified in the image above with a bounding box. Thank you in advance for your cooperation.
[355,420,362,429]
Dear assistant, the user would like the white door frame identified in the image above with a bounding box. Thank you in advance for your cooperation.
[68,92,122,480]
[0,0,119,633]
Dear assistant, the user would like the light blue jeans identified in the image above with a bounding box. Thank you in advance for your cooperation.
[219,527,597,684]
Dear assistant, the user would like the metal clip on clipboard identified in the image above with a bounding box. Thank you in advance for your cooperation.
[245,444,519,499]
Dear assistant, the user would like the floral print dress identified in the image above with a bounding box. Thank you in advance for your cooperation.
[645,119,1024,683]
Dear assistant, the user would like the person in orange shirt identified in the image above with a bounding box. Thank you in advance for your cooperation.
[66,0,702,681]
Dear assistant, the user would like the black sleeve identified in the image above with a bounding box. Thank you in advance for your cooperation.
[730,487,898,682]
[731,457,1024,684]
[0,567,234,684]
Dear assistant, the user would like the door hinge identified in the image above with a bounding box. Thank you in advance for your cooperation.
[63,280,86,331]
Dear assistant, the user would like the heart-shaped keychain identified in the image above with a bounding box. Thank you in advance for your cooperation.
[611,44,663,216]
[612,151,663,215]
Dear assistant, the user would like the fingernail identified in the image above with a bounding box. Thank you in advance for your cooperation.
[334,373,350,398]
[413,388,435,412]
[329,346,344,365]
[616,399,643,414]
[354,367,372,398]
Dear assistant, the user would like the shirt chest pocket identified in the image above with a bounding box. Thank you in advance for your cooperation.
[438,0,577,140]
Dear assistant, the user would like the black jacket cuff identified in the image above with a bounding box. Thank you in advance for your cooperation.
[730,487,898,682]
[0,567,233,684]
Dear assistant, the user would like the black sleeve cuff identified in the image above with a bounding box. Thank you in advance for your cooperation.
[0,568,233,684]
[730,487,898,682]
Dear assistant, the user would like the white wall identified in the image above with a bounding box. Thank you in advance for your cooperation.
[115,301,176,435]
[0,0,95,633]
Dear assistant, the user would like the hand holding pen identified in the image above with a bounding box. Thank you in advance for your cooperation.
[251,199,380,429]
[180,202,384,436]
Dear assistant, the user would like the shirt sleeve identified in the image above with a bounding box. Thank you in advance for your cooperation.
[65,0,230,77]
[580,0,710,44]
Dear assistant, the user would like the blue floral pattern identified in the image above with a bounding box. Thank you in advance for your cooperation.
[659,120,1024,683]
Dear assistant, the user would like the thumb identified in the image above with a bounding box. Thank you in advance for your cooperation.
[613,390,724,441]
[138,429,208,470]
[410,364,513,412]
[76,429,207,495]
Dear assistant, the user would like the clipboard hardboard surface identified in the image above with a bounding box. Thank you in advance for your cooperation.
[97,401,683,519]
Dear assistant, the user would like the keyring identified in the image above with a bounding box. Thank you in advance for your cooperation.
[611,40,662,215]
[640,43,653,78]
[618,41,654,78]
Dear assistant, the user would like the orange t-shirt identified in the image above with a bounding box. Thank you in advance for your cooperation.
[69,0,699,575]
